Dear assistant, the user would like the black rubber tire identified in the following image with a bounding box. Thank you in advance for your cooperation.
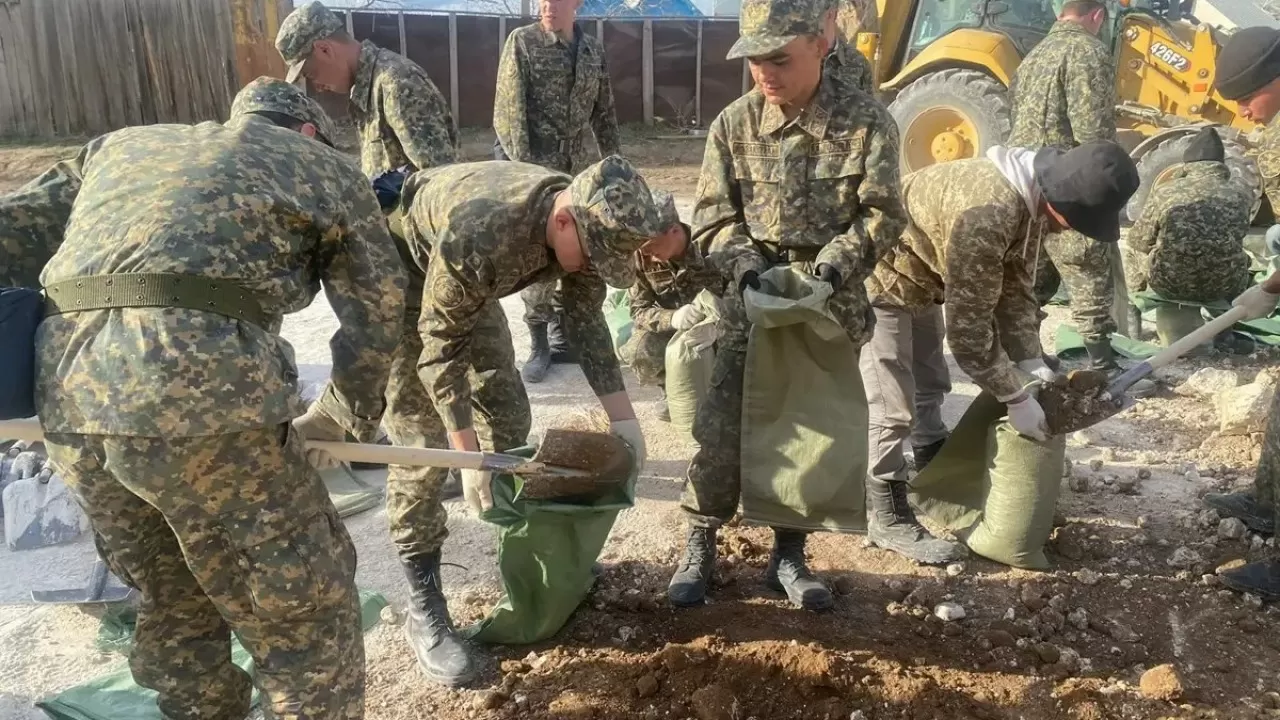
[1126,131,1262,224]
[887,68,1012,175]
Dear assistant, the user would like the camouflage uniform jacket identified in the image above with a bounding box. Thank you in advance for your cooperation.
[1258,115,1280,214]
[1007,21,1115,149]
[494,23,621,174]
[629,244,721,333]
[867,157,1043,400]
[399,160,624,431]
[3,116,406,438]
[350,40,458,177]
[1127,160,1252,302]
[824,37,874,96]
[692,77,905,346]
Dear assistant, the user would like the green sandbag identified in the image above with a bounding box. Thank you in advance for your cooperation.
[909,393,1066,570]
[462,445,636,645]
[38,591,388,720]
[604,288,632,352]
[739,267,868,533]
[664,290,720,433]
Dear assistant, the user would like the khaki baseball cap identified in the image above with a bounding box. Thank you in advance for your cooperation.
[230,76,337,146]
[728,0,825,60]
[565,156,663,288]
[276,1,346,84]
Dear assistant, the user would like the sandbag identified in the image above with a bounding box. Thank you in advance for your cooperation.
[664,290,721,433]
[0,287,43,420]
[462,444,636,645]
[909,392,1066,570]
[739,267,868,533]
[604,288,632,352]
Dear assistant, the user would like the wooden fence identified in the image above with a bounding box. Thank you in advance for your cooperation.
[322,11,747,129]
[0,0,289,138]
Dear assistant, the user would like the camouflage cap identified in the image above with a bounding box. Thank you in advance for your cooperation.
[566,156,662,288]
[276,1,346,83]
[230,76,338,147]
[728,0,825,60]
[652,190,680,229]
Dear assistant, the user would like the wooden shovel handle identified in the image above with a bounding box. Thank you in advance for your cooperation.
[1106,304,1252,397]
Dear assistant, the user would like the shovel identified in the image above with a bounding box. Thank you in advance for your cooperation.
[1041,304,1251,435]
[31,558,135,605]
[0,419,635,500]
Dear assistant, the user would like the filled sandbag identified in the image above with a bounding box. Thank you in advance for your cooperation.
[909,392,1066,569]
[739,267,868,533]
[664,290,720,433]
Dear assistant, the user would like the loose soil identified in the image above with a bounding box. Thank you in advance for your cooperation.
[1,130,1278,720]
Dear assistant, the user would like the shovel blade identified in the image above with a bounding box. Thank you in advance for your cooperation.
[518,429,634,501]
[31,561,135,605]
[1041,369,1124,435]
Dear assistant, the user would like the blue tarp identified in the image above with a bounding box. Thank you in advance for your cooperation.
[326,0,705,16]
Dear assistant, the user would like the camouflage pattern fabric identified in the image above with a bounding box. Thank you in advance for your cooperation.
[623,241,719,387]
[1007,20,1116,150]
[868,157,1043,401]
[1037,229,1118,343]
[349,41,458,177]
[1126,160,1252,302]
[399,158,659,434]
[681,73,905,526]
[619,328,673,386]
[837,0,878,36]
[1254,382,1280,532]
[493,23,620,175]
[45,425,364,720]
[729,0,826,59]
[275,1,346,82]
[230,75,338,145]
[520,281,562,326]
[824,36,873,95]
[18,114,404,439]
[1258,115,1280,218]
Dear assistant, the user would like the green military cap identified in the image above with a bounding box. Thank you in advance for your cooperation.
[651,190,680,229]
[566,156,662,288]
[728,0,825,60]
[276,1,346,84]
[230,76,338,147]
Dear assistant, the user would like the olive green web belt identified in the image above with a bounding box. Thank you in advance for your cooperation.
[43,272,269,328]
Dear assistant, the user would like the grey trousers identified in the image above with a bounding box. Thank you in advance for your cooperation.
[859,304,951,485]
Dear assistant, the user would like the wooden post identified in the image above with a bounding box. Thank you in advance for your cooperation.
[398,11,407,55]
[521,0,531,17]
[642,19,653,125]
[449,13,459,132]
[499,15,507,46]
[596,17,604,44]
[229,0,287,87]
[695,20,703,126]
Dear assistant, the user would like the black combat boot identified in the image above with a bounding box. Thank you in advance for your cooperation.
[867,477,964,565]
[401,551,475,686]
[668,526,717,607]
[1219,559,1280,602]
[1204,491,1274,534]
[764,529,833,611]
[521,323,552,384]
[912,436,948,474]
[548,318,578,364]
[1084,338,1156,398]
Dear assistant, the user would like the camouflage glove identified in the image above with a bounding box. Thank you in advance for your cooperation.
[292,406,346,470]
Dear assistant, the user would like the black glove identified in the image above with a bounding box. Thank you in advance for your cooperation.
[371,166,410,211]
[738,270,761,295]
[815,263,842,292]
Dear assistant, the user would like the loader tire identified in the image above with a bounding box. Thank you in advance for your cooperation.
[888,69,1012,175]
[1127,131,1262,224]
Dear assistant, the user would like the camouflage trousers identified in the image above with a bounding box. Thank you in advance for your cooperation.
[384,302,531,558]
[1034,229,1117,343]
[44,425,364,720]
[1252,384,1280,530]
[859,304,951,485]
[619,327,673,387]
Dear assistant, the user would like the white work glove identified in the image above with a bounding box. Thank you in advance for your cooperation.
[609,419,647,472]
[462,468,494,514]
[292,406,346,470]
[672,303,706,331]
[1233,285,1280,321]
[1016,358,1057,385]
[1006,394,1049,442]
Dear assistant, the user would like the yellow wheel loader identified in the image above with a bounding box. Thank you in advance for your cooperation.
[850,0,1269,221]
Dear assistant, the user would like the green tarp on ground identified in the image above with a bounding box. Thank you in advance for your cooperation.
[462,445,637,645]
[322,464,383,518]
[1054,325,1163,360]
[37,591,388,720]
[739,268,868,533]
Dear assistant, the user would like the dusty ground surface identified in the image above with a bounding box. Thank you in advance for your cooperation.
[2,130,1280,720]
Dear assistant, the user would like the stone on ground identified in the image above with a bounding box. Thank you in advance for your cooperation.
[1176,368,1241,397]
[3,474,90,551]
[1139,664,1185,701]
[1215,374,1278,436]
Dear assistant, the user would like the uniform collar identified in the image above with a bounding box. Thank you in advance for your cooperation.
[533,22,582,49]
[759,78,834,139]
[1049,20,1094,38]
[349,41,380,113]
[1179,160,1230,181]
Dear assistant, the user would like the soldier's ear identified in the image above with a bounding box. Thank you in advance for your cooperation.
[299,122,318,140]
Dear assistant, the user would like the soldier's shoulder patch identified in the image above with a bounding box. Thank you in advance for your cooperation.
[430,274,468,310]
[1258,150,1280,180]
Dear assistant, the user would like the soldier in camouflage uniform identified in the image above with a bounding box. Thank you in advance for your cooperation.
[276,1,457,178]
[620,191,720,420]
[822,0,874,95]
[1005,0,1153,393]
[1125,127,1252,306]
[368,155,678,683]
[0,78,405,719]
[1199,28,1280,599]
[494,0,623,384]
[865,143,1137,556]
[667,0,907,611]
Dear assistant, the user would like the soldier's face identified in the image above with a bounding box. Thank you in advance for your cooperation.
[299,40,354,94]
[540,0,581,29]
[1237,79,1280,125]
[748,36,829,107]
